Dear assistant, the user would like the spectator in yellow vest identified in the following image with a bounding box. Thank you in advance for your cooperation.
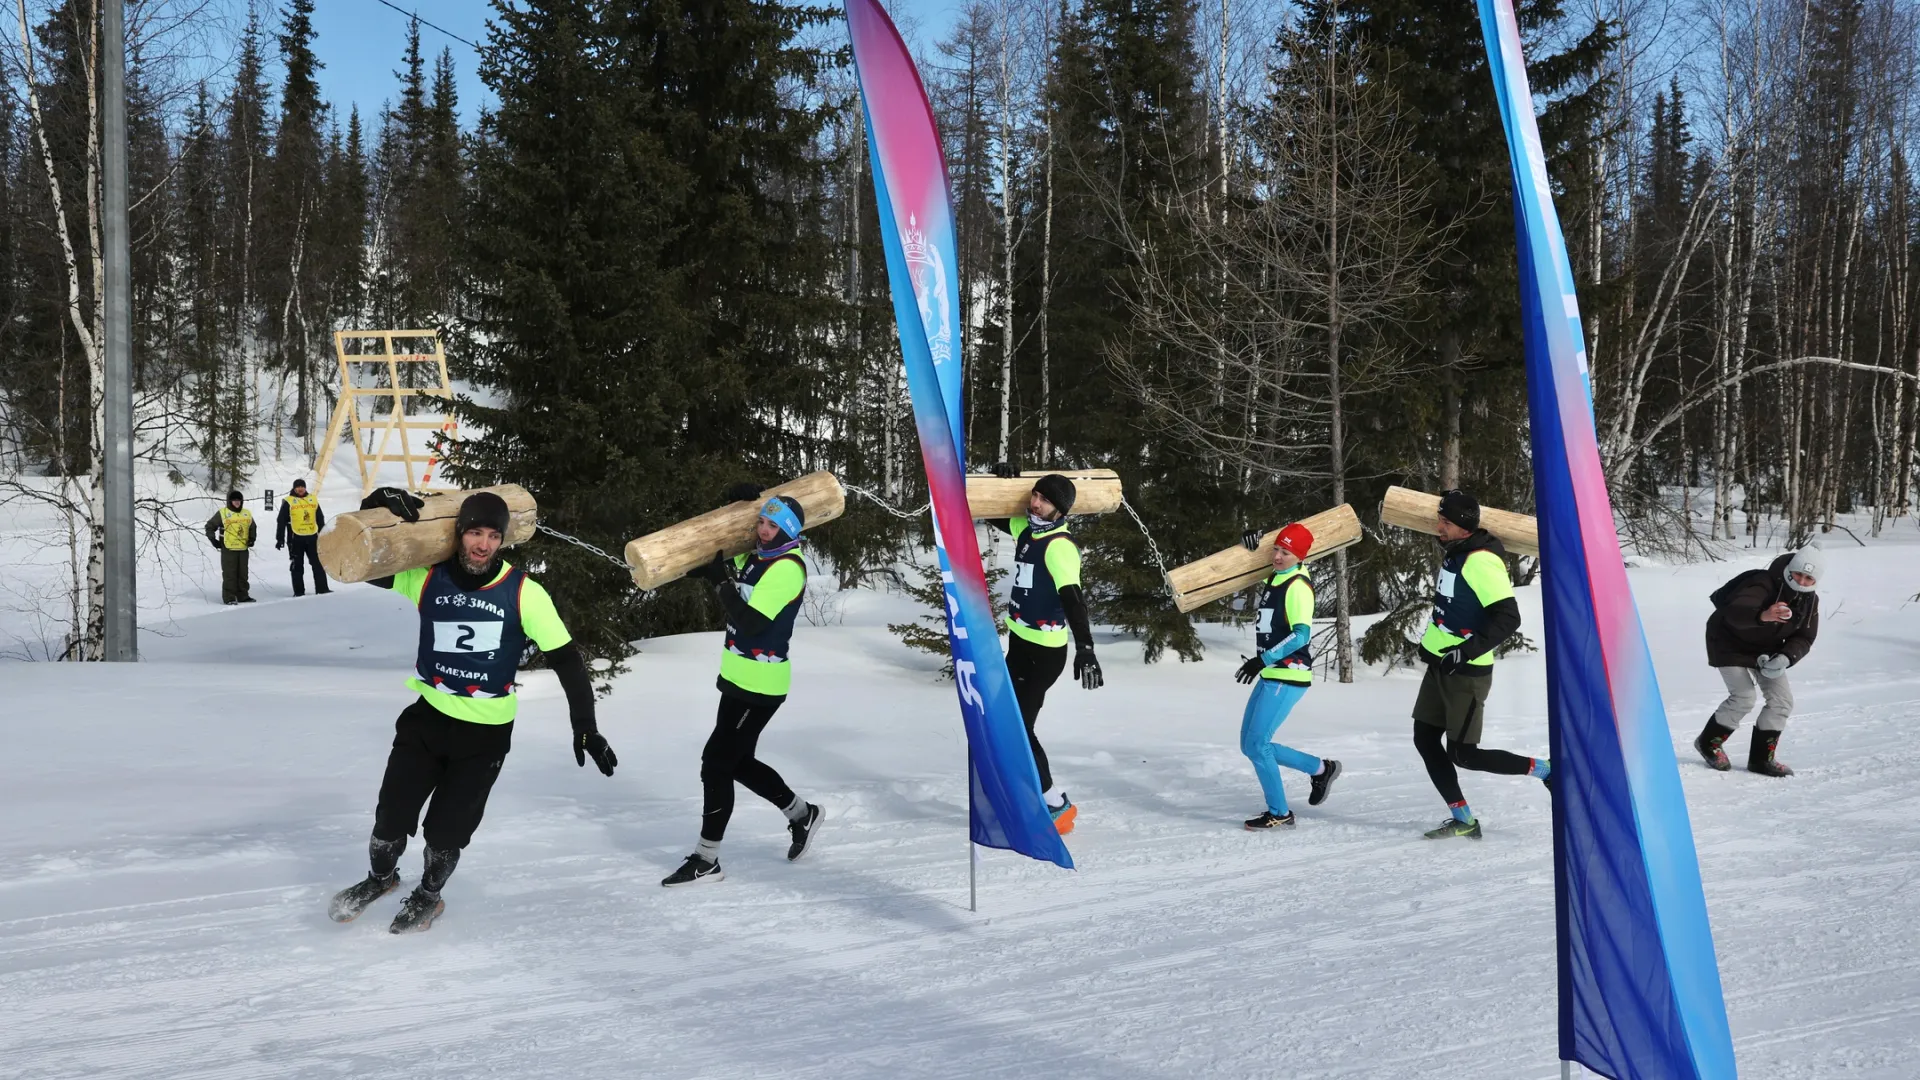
[203,489,257,605]
[276,478,330,597]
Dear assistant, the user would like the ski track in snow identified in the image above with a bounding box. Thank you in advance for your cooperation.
[5,526,1920,1078]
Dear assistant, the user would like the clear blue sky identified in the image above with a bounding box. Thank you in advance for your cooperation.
[305,0,967,131]
[309,0,495,129]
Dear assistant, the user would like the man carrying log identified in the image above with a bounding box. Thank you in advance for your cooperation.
[328,488,619,933]
[275,478,330,597]
[1233,522,1340,829]
[663,488,825,888]
[204,489,258,605]
[1413,490,1551,840]
[988,463,1103,834]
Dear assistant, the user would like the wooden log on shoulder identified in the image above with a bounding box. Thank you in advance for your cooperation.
[1165,503,1363,614]
[964,469,1123,520]
[318,485,538,583]
[1378,485,1539,557]
[624,471,846,590]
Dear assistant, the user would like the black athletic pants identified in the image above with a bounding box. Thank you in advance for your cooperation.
[1412,720,1533,806]
[701,694,797,843]
[1005,633,1068,792]
[373,698,512,851]
[287,533,328,595]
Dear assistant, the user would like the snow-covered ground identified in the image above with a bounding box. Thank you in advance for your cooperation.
[4,506,1920,1079]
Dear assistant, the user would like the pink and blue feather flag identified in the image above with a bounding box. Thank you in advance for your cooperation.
[1476,0,1737,1075]
[845,0,1072,869]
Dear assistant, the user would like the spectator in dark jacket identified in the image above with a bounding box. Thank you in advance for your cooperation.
[1697,544,1823,777]
[204,490,257,605]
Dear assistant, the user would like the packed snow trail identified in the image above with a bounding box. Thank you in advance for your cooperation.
[4,531,1920,1078]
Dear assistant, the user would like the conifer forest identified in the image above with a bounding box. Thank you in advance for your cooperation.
[2,0,1916,667]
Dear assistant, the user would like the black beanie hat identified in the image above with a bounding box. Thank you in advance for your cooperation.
[455,491,511,537]
[226,489,244,503]
[1033,474,1077,518]
[1438,489,1481,531]
[291,478,308,491]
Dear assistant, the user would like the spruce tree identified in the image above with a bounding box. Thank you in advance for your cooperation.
[218,15,272,486]
[1298,0,1610,506]
[266,0,328,449]
[1028,0,1214,661]
[178,85,230,485]
[456,0,844,660]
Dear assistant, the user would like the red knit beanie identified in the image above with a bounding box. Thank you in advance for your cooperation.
[1276,522,1314,559]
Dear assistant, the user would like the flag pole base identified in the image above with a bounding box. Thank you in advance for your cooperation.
[968,840,977,912]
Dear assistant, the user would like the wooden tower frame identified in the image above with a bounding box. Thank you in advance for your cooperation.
[312,329,456,497]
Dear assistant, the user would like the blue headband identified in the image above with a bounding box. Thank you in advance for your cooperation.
[759,498,802,540]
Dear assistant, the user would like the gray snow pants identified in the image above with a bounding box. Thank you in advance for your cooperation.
[1711,665,1793,732]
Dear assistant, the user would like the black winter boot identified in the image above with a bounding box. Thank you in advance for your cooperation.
[1694,719,1735,771]
[387,847,460,934]
[1747,728,1793,777]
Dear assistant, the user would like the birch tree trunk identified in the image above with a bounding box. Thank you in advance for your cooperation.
[18,0,109,659]
[995,7,1016,463]
[1038,54,1054,466]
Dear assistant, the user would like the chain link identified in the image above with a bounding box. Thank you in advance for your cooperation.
[535,522,634,573]
[841,482,930,520]
[1119,495,1176,598]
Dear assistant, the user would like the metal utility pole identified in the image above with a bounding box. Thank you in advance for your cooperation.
[102,0,137,661]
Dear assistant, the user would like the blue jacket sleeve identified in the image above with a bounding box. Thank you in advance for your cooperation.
[1260,624,1312,666]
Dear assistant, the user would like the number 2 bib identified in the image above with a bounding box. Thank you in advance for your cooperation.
[413,565,527,699]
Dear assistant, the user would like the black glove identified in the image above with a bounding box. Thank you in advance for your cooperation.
[689,549,733,585]
[1431,646,1470,675]
[1074,648,1104,690]
[1235,655,1264,684]
[360,486,423,523]
[275,540,285,550]
[575,729,618,776]
[990,461,1020,479]
[725,482,762,503]
[1241,528,1263,551]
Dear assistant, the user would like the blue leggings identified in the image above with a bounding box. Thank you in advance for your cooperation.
[1241,680,1320,815]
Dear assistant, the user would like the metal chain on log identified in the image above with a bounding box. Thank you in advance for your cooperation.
[537,526,648,576]
[1119,495,1176,600]
[840,482,931,521]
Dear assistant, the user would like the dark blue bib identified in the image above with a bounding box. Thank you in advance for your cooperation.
[1431,547,1489,640]
[1010,522,1071,633]
[414,564,527,699]
[1256,571,1312,669]
[726,552,804,664]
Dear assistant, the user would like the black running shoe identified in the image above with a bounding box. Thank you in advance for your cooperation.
[786,803,824,862]
[1308,760,1342,806]
[1423,817,1483,840]
[388,887,444,934]
[1244,811,1297,830]
[661,854,724,887]
[328,871,400,923]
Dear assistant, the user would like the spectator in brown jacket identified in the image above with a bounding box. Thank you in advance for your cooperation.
[1696,544,1823,777]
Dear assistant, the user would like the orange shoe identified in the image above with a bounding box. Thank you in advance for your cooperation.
[1050,797,1077,835]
